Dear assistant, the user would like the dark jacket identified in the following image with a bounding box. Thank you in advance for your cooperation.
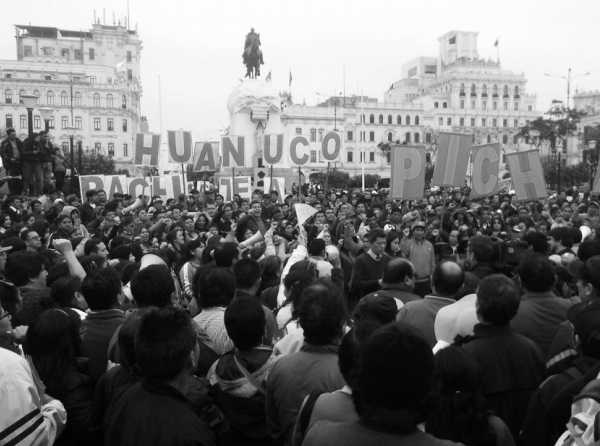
[104,379,216,446]
[21,136,42,163]
[0,137,23,171]
[363,286,421,305]
[397,295,455,347]
[350,252,390,302]
[459,323,545,438]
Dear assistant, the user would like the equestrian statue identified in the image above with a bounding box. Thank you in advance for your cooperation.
[243,28,264,79]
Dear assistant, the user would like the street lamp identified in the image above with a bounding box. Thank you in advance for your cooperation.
[20,94,38,137]
[38,107,54,132]
[545,68,591,110]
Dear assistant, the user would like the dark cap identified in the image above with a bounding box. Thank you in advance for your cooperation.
[308,238,326,256]
[353,294,399,325]
[568,301,600,349]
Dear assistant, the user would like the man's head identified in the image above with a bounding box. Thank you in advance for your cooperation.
[131,264,175,308]
[81,267,121,311]
[572,256,600,301]
[135,307,197,381]
[297,279,347,346]
[517,254,555,293]
[233,258,261,294]
[225,297,265,351]
[6,128,16,140]
[523,231,549,255]
[448,230,459,247]
[548,227,573,251]
[21,230,42,251]
[469,235,495,263]
[213,242,239,267]
[56,214,74,234]
[84,238,109,259]
[194,267,235,309]
[6,251,47,287]
[476,274,520,326]
[568,303,600,358]
[412,221,426,241]
[381,258,414,290]
[308,238,326,258]
[85,189,98,203]
[431,261,464,298]
[368,229,386,256]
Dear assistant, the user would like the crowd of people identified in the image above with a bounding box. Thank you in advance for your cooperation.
[0,177,600,446]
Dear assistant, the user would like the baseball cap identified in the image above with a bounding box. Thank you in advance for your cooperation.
[412,220,426,230]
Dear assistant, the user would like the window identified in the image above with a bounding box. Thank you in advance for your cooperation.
[442,102,448,109]
[378,114,383,125]
[492,84,499,97]
[127,69,133,81]
[369,114,374,124]
[415,116,419,125]
[24,45,32,56]
[127,50,132,62]
[310,128,316,142]
[369,152,375,163]
[369,131,375,142]
[123,143,128,157]
[93,118,101,131]
[471,83,477,96]
[61,48,69,58]
[75,117,82,129]
[503,85,509,98]
[122,95,127,108]
[528,105,533,111]
[94,142,101,154]
[361,114,365,124]
[347,151,353,163]
[106,94,113,108]
[93,93,100,107]
[318,128,324,142]
[503,119,508,128]
[387,115,392,125]
[438,117,444,126]
[62,142,69,152]
[514,119,519,128]
[514,86,520,97]
[460,100,465,109]
[386,152,391,163]
[502,134,508,144]
[61,116,68,129]
[396,115,401,125]
[471,100,476,109]
[90,76,96,84]
[20,115,27,129]
[74,92,81,106]
[4,89,12,104]
[482,101,487,111]
[295,127,302,135]
[493,101,497,110]
[60,91,68,105]
[89,48,95,60]
[470,118,475,127]
[514,102,519,111]
[481,118,486,127]
[425,133,432,143]
[74,49,82,60]
[310,151,317,163]
[17,90,25,104]
[122,119,128,132]
[503,102,508,111]
[492,118,497,127]
[482,84,488,97]
[459,117,465,126]
[34,115,41,129]
[459,83,466,96]
[4,73,11,79]
[46,91,54,105]
[387,132,393,142]
[406,115,411,126]
[487,135,492,143]
[434,102,439,109]
[107,118,114,131]
[48,118,55,129]
[447,117,452,126]
[346,130,353,141]
[108,143,115,156]
[405,132,411,143]
[5,114,12,128]
[42,47,54,56]
[513,135,519,144]
[414,132,420,143]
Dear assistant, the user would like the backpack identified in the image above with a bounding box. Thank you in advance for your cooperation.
[555,375,600,446]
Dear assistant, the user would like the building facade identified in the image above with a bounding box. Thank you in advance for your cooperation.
[280,30,539,179]
[0,23,142,171]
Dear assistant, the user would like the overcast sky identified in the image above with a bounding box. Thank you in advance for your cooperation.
[1,0,599,139]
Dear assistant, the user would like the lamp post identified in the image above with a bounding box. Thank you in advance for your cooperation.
[20,94,38,138]
[63,126,77,193]
[38,107,54,132]
[545,68,590,110]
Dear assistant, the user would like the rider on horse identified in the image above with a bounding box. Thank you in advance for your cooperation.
[243,27,264,67]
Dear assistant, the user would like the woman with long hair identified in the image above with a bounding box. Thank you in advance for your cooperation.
[425,346,515,446]
[385,231,402,257]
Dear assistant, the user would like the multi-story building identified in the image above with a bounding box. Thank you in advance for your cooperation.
[280,30,539,179]
[0,22,142,171]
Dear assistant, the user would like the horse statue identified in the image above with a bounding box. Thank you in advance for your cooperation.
[243,28,263,79]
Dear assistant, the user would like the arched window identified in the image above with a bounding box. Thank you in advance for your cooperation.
[405,132,411,143]
[74,92,81,106]
[442,102,447,108]
[369,114,374,124]
[459,83,466,96]
[361,114,365,124]
[106,94,113,108]
[396,115,401,125]
[415,116,420,125]
[122,95,127,108]
[387,132,393,142]
[46,90,55,105]
[4,89,12,104]
[387,115,392,125]
[514,86,520,97]
[503,85,509,98]
[414,132,420,143]
[487,134,492,143]
[502,134,508,144]
[470,83,477,97]
[434,102,439,108]
[482,84,488,97]
[93,93,100,107]
[405,115,411,126]
[60,91,68,106]
[378,114,383,124]
[492,84,499,97]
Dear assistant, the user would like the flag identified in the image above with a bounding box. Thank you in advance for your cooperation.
[390,145,426,200]
[295,203,317,227]
[167,130,193,164]
[431,132,472,187]
[134,133,161,166]
[505,150,547,200]
[265,71,272,82]
[494,38,499,47]
[470,143,500,198]
[289,70,292,87]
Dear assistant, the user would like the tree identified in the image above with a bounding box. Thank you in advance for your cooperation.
[78,153,116,175]
[309,170,350,188]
